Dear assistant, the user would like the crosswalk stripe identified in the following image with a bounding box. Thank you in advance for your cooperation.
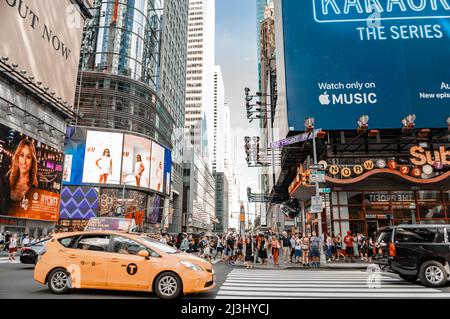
[216,269,450,299]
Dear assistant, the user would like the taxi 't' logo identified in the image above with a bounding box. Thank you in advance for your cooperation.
[127,263,138,275]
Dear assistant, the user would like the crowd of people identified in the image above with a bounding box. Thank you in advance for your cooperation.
[0,231,53,261]
[174,230,377,267]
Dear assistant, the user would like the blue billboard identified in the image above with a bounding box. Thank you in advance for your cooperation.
[281,0,450,130]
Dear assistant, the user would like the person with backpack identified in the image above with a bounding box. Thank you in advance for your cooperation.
[310,231,321,267]
[344,231,355,263]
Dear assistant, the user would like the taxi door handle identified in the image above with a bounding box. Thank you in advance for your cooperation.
[68,255,77,259]
[111,258,120,263]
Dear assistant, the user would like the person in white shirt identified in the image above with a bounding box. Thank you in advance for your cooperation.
[159,234,167,245]
[8,234,18,260]
[22,235,30,247]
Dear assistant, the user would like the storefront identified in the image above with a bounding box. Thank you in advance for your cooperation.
[287,129,450,239]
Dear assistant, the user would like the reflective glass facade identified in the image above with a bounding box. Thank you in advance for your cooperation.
[83,0,163,90]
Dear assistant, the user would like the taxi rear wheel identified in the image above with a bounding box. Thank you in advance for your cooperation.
[48,268,71,294]
[154,272,182,299]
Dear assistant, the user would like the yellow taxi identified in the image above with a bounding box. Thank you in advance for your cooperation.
[34,230,215,299]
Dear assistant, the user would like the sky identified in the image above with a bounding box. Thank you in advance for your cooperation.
[216,0,261,229]
[216,0,261,194]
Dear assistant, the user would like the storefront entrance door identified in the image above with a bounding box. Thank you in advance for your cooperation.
[367,221,378,238]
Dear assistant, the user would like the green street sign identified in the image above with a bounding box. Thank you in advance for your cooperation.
[319,188,331,194]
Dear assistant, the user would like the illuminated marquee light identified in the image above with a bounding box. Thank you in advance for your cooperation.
[313,0,450,23]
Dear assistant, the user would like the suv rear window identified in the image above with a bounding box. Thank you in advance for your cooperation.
[376,229,392,245]
[395,228,445,243]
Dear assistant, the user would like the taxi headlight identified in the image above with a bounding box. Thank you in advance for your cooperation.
[180,261,203,271]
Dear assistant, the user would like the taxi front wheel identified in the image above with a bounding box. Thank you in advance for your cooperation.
[48,268,71,294]
[154,272,182,299]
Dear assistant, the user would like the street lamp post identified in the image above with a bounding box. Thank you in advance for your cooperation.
[305,117,326,265]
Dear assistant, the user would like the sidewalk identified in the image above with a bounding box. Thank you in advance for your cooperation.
[211,256,370,270]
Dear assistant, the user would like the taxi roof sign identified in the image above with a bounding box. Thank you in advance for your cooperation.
[85,217,136,233]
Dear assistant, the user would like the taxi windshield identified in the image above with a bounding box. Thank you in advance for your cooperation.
[140,238,180,254]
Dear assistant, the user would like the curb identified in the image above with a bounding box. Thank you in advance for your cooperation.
[215,262,370,270]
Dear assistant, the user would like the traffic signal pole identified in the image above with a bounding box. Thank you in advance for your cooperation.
[312,135,326,265]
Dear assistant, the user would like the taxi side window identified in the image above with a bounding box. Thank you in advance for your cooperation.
[58,236,78,248]
[75,235,110,252]
[112,236,158,257]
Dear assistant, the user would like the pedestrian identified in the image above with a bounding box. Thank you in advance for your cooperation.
[326,233,334,261]
[357,232,363,258]
[334,234,345,260]
[22,235,30,247]
[367,237,374,263]
[8,234,18,260]
[258,235,268,265]
[253,235,260,264]
[244,237,253,269]
[353,233,359,258]
[280,231,291,265]
[344,231,355,263]
[301,234,310,266]
[226,235,235,265]
[180,234,189,252]
[214,236,223,260]
[202,239,212,262]
[0,232,4,247]
[271,235,280,266]
[4,231,11,252]
[290,234,297,263]
[294,236,302,264]
[360,233,368,261]
[310,231,321,267]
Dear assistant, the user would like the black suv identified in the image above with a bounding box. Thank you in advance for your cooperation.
[374,225,450,287]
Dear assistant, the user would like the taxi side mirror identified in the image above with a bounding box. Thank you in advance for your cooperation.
[138,250,150,259]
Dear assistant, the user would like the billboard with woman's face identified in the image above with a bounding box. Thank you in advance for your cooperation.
[0,123,64,221]
[82,131,123,185]
[121,135,151,189]
[149,142,165,193]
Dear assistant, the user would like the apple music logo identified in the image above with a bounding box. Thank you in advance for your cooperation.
[319,92,377,106]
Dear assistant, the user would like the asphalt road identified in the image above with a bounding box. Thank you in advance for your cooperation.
[0,260,232,299]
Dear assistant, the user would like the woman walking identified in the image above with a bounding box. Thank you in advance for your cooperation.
[301,234,310,267]
[367,237,374,263]
[271,235,280,266]
[258,235,268,265]
[244,237,254,269]
[334,234,345,260]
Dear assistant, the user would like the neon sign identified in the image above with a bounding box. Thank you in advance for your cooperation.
[313,0,450,23]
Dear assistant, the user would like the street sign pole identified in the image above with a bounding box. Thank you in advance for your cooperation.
[312,135,326,265]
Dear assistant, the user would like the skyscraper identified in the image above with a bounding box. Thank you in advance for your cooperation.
[185,0,215,167]
[159,0,189,233]
[257,0,269,91]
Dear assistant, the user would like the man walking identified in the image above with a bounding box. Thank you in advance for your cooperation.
[3,231,11,252]
[280,231,291,265]
[310,231,321,267]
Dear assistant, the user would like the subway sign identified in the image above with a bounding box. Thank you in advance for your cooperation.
[280,0,450,131]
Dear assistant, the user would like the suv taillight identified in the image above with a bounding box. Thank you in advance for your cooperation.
[389,243,396,257]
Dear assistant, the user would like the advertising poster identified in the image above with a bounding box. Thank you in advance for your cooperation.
[280,0,450,130]
[63,126,87,185]
[82,130,123,185]
[121,135,151,189]
[164,148,172,195]
[147,193,163,224]
[0,123,64,222]
[149,142,165,193]
[59,186,98,220]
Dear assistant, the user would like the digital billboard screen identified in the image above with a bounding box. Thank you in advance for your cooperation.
[280,0,450,131]
[150,142,165,193]
[164,148,172,195]
[82,130,123,185]
[0,123,64,222]
[121,135,152,189]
